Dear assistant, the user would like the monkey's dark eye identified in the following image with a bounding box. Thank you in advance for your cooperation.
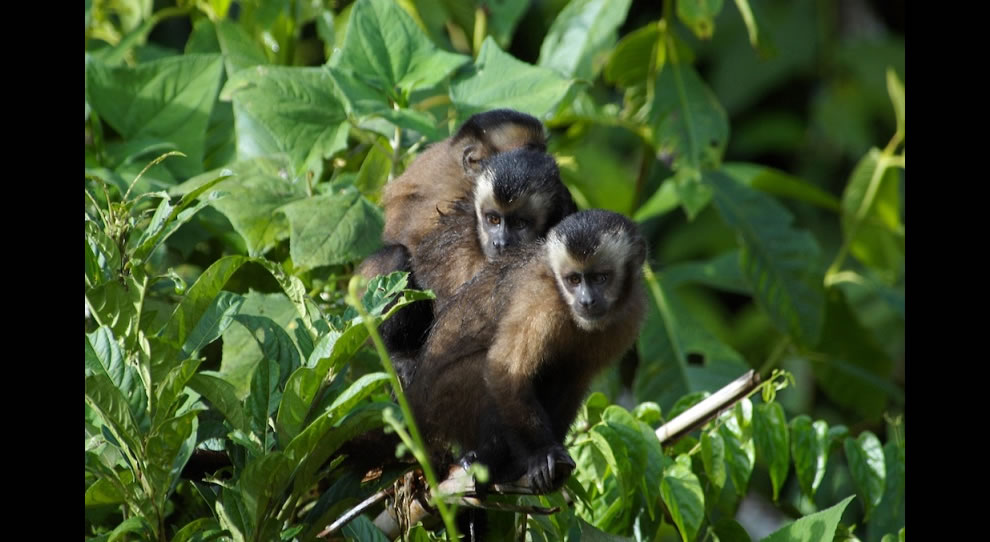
[590,273,609,285]
[566,273,582,285]
[486,213,501,225]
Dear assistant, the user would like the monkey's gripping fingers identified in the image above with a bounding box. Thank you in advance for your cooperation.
[459,451,490,499]
[525,444,575,494]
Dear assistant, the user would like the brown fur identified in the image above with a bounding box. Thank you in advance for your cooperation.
[405,214,647,488]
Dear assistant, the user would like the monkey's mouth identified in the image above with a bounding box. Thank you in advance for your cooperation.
[575,305,608,321]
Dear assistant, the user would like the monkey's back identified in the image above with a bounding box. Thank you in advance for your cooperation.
[382,141,473,251]
[411,198,487,305]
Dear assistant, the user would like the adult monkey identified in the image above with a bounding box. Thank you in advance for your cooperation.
[403,209,648,496]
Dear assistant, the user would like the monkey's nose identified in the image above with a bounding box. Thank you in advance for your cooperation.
[492,239,507,251]
[579,297,595,308]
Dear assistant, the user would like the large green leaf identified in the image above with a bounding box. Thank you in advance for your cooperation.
[274,367,321,446]
[247,358,281,450]
[753,402,789,501]
[233,314,302,389]
[203,157,307,256]
[86,326,149,433]
[761,495,855,542]
[790,415,828,498]
[537,0,632,81]
[719,399,755,497]
[604,22,663,89]
[145,410,199,500]
[721,162,841,212]
[187,372,250,434]
[86,272,148,357]
[648,60,729,218]
[840,149,904,277]
[844,431,886,519]
[215,20,268,75]
[634,269,748,411]
[707,171,825,347]
[238,452,294,535]
[159,255,250,353]
[220,292,302,397]
[660,454,704,542]
[279,188,384,271]
[701,430,727,492]
[285,402,390,496]
[222,65,349,177]
[86,54,223,179]
[85,372,143,465]
[813,288,895,418]
[331,0,468,101]
[180,291,243,360]
[451,36,575,120]
[869,440,905,541]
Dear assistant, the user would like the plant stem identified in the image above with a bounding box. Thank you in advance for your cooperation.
[345,278,460,539]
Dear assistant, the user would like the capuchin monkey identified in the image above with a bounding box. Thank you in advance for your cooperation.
[410,147,575,306]
[403,210,648,497]
[357,111,568,359]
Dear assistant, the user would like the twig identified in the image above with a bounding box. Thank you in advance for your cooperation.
[654,369,760,445]
[317,489,391,538]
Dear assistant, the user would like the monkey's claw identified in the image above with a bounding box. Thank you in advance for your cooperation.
[525,445,575,494]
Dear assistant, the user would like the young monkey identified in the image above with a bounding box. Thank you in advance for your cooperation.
[404,210,648,495]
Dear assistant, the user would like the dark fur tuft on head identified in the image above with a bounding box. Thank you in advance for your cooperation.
[452,109,546,150]
[551,210,646,265]
[482,148,576,227]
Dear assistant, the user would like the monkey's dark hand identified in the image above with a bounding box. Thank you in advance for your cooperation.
[525,444,575,494]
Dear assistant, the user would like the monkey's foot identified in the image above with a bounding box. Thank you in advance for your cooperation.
[525,445,575,494]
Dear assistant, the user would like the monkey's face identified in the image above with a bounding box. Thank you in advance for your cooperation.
[546,211,646,331]
[474,170,549,260]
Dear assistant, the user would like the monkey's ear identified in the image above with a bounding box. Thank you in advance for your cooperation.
[462,145,486,175]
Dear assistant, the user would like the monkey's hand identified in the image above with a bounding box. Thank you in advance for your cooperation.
[525,444,575,494]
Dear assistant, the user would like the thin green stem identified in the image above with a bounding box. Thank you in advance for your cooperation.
[345,277,460,539]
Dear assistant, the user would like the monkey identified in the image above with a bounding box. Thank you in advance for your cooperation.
[357,109,551,357]
[382,109,548,252]
[409,147,576,306]
[402,209,648,496]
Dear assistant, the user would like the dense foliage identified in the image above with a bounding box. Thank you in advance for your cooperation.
[85,1,905,541]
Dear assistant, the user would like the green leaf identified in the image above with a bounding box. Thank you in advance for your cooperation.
[205,157,306,256]
[85,219,121,288]
[132,173,232,263]
[222,65,349,177]
[247,358,281,449]
[844,431,885,519]
[86,272,148,357]
[661,454,704,542]
[233,314,302,387]
[86,54,224,179]
[451,36,575,120]
[275,367,321,446]
[216,20,269,75]
[145,410,199,500]
[714,518,752,542]
[605,23,663,88]
[789,415,828,498]
[220,292,304,397]
[649,61,728,203]
[326,372,390,417]
[155,358,204,427]
[181,291,244,359]
[813,288,895,418]
[188,373,251,434]
[537,0,633,80]
[707,171,826,347]
[677,0,724,40]
[106,516,155,542]
[285,403,390,496]
[752,402,789,501]
[171,518,226,542]
[331,0,469,99]
[634,269,748,411]
[217,486,249,541]
[721,162,841,212]
[718,399,755,497]
[354,138,393,200]
[279,188,385,271]
[869,440,905,541]
[661,250,750,294]
[238,452,294,531]
[886,68,904,139]
[84,475,126,508]
[159,255,250,354]
[701,430,727,491]
[351,271,411,319]
[761,495,855,542]
[86,327,149,438]
[342,515,390,542]
[840,149,904,277]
